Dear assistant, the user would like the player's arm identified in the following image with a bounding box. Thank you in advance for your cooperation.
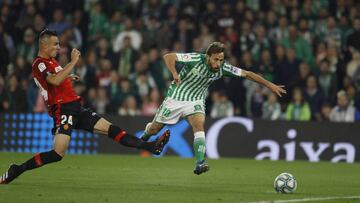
[242,70,286,97]
[46,48,80,86]
[163,53,180,85]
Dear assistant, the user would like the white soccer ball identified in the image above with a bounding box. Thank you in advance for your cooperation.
[274,172,297,193]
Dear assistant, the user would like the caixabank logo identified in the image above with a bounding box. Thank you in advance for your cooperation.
[205,117,359,163]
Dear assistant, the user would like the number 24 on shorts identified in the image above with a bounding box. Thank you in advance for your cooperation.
[61,115,73,125]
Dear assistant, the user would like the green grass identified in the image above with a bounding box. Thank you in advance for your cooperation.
[1,153,360,203]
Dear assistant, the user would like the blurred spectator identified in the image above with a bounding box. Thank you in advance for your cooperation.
[172,18,194,52]
[118,95,140,116]
[297,62,312,88]
[0,75,4,111]
[200,1,218,32]
[0,23,12,75]
[83,87,97,110]
[131,61,156,101]
[141,88,161,116]
[251,25,272,61]
[262,92,281,120]
[88,2,107,42]
[94,87,109,114]
[16,27,37,63]
[114,35,138,78]
[95,37,114,61]
[315,42,327,66]
[148,48,168,94]
[269,16,288,42]
[118,78,137,106]
[105,10,124,46]
[274,47,301,97]
[330,90,355,122]
[1,74,27,112]
[96,59,113,87]
[198,25,215,52]
[285,87,311,121]
[323,16,341,49]
[298,18,312,44]
[239,20,256,54]
[281,25,314,66]
[303,75,325,121]
[0,3,17,37]
[346,84,357,106]
[318,59,337,102]
[113,18,142,52]
[107,71,122,113]
[15,2,37,30]
[346,51,360,82]
[346,17,360,53]
[142,15,161,51]
[47,8,70,35]
[319,102,332,121]
[12,56,31,80]
[258,49,275,82]
[33,14,46,33]
[210,90,234,118]
[250,85,266,118]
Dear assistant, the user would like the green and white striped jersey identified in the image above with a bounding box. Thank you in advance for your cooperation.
[165,53,244,101]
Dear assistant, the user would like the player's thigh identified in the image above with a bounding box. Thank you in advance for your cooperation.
[75,107,102,133]
[186,113,205,132]
[93,118,112,136]
[153,98,183,124]
[53,133,71,157]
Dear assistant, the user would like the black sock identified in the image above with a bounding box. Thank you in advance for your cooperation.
[20,150,63,172]
[108,125,154,150]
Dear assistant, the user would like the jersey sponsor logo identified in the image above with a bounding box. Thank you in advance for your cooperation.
[38,62,47,72]
[227,65,242,76]
[55,66,63,73]
[177,54,194,62]
[191,68,200,75]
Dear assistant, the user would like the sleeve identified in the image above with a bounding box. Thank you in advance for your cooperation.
[222,62,244,77]
[175,53,202,66]
[36,61,51,77]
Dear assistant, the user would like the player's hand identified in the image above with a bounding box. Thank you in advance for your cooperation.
[68,74,80,81]
[71,48,81,63]
[173,73,181,86]
[270,84,286,97]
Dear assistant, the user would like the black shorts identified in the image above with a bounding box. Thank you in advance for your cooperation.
[49,101,101,136]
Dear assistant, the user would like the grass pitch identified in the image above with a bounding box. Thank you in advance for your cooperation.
[1,152,360,203]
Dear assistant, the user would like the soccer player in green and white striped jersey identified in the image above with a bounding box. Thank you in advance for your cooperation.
[141,42,286,175]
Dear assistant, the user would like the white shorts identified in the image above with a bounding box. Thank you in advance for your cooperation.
[154,98,205,124]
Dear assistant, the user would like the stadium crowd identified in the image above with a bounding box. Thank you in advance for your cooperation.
[1,0,360,122]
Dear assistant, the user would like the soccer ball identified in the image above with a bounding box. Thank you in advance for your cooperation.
[274,172,297,193]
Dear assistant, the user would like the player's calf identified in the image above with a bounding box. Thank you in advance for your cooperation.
[107,125,170,154]
[0,150,63,184]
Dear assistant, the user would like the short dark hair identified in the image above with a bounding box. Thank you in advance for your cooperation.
[39,29,58,42]
[206,42,225,56]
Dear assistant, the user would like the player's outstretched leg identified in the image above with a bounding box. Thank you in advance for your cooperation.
[140,122,164,141]
[0,150,63,184]
[193,131,209,175]
[107,125,170,155]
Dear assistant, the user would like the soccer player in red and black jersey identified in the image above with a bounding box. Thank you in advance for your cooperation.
[0,29,170,184]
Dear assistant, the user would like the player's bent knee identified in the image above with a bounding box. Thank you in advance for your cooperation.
[94,118,112,134]
[56,124,73,136]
